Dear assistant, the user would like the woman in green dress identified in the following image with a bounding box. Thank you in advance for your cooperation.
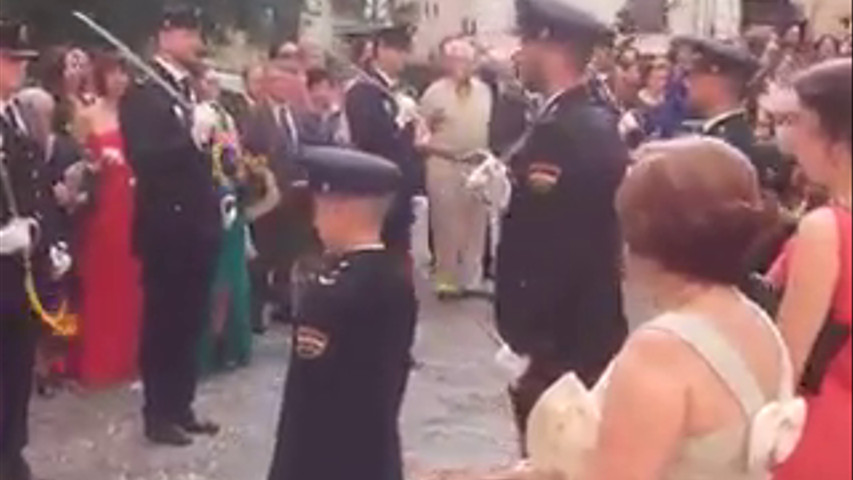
[194,70,280,373]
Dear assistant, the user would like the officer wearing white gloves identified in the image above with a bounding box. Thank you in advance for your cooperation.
[1,18,67,480]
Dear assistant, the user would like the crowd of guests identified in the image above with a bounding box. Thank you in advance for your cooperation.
[7,7,850,394]
[2,0,852,478]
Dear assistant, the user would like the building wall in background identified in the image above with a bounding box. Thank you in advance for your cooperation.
[795,0,852,35]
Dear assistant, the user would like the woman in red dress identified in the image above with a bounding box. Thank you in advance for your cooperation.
[74,52,142,388]
[773,59,852,480]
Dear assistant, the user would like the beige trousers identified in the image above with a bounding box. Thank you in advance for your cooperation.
[426,156,488,289]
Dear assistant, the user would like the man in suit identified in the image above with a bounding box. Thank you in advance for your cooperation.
[497,0,630,451]
[119,5,222,446]
[1,19,71,480]
[682,37,771,185]
[241,51,314,329]
[344,23,421,259]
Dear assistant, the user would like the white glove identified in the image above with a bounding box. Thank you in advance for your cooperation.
[192,103,218,148]
[0,217,38,256]
[495,342,531,387]
[466,151,512,211]
[50,242,73,280]
[221,194,239,230]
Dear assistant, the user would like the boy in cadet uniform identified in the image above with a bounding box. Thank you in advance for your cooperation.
[267,147,418,480]
[496,0,631,451]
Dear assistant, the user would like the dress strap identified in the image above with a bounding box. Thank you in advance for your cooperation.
[647,314,768,417]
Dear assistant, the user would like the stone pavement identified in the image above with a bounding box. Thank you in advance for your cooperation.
[25,290,518,480]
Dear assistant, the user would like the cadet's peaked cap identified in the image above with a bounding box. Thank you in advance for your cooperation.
[0,19,38,60]
[299,147,402,196]
[680,36,760,81]
[516,0,612,43]
[160,4,203,31]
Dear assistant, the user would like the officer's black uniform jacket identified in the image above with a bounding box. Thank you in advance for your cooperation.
[496,85,629,386]
[268,249,417,480]
[703,110,774,187]
[345,70,420,247]
[119,61,220,269]
[0,108,61,317]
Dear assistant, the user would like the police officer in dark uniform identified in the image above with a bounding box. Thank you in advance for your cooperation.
[497,0,630,450]
[682,37,771,184]
[344,22,421,259]
[119,5,222,446]
[0,19,64,480]
[267,147,418,480]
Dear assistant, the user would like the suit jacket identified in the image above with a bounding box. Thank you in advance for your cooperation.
[496,86,629,386]
[119,61,221,270]
[241,101,302,187]
[241,101,314,262]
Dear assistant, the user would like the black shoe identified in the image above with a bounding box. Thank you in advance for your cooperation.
[179,416,221,436]
[144,422,193,447]
[0,453,33,480]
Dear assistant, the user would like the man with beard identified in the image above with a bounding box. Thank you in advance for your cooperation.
[119,5,222,446]
[496,0,631,451]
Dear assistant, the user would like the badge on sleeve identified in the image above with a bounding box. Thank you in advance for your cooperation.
[527,162,562,194]
[295,326,330,360]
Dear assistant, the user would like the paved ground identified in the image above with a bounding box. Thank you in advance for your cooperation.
[26,286,519,480]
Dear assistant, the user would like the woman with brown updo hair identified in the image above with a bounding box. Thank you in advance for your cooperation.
[73,50,142,388]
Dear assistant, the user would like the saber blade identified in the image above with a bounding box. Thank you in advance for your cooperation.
[71,11,192,110]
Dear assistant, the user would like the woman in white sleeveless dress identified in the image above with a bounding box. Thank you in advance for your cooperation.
[473,138,807,480]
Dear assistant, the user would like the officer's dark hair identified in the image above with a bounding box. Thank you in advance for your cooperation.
[794,58,853,150]
[558,39,597,73]
[617,137,772,285]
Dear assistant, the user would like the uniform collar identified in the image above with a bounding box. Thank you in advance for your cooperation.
[0,97,28,135]
[703,108,746,134]
[154,55,190,85]
[541,83,587,116]
[372,66,397,90]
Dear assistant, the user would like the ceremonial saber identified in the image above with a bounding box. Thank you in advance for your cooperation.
[71,11,193,111]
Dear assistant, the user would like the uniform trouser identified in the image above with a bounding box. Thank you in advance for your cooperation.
[0,306,38,467]
[426,157,488,289]
[140,258,214,426]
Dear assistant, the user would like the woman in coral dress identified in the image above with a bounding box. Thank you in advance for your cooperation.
[772,59,852,480]
[74,52,142,388]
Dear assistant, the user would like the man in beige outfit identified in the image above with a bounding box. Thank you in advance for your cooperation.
[421,38,493,298]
